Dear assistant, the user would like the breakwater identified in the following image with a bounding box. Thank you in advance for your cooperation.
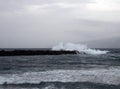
[0,50,77,56]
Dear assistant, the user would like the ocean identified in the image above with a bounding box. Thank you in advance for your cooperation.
[0,48,120,89]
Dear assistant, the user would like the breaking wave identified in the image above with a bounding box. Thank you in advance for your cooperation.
[0,67,120,85]
[52,43,109,55]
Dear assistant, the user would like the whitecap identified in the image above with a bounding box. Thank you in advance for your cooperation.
[52,43,109,55]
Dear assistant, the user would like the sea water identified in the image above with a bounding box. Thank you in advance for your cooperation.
[0,44,120,89]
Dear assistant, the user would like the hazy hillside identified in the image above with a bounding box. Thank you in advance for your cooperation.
[86,37,120,48]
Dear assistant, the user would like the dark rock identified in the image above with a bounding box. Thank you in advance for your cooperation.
[0,50,77,56]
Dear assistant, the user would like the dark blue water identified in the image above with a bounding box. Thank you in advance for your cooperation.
[0,49,120,89]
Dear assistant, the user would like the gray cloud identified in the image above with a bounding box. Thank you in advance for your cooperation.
[0,0,120,48]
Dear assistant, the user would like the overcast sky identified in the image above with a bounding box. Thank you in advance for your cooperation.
[0,0,120,48]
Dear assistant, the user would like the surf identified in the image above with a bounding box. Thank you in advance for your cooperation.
[52,43,109,55]
[0,67,120,85]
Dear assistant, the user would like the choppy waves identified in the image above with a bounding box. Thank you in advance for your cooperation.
[0,67,120,85]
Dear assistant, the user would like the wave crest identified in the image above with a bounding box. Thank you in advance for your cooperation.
[52,43,109,55]
[0,68,120,85]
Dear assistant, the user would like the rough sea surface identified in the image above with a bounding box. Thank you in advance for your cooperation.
[0,48,120,89]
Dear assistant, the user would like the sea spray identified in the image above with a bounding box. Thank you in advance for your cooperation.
[52,43,109,55]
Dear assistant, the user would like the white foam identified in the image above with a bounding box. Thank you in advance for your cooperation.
[52,43,109,55]
[42,84,61,89]
[0,67,120,85]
